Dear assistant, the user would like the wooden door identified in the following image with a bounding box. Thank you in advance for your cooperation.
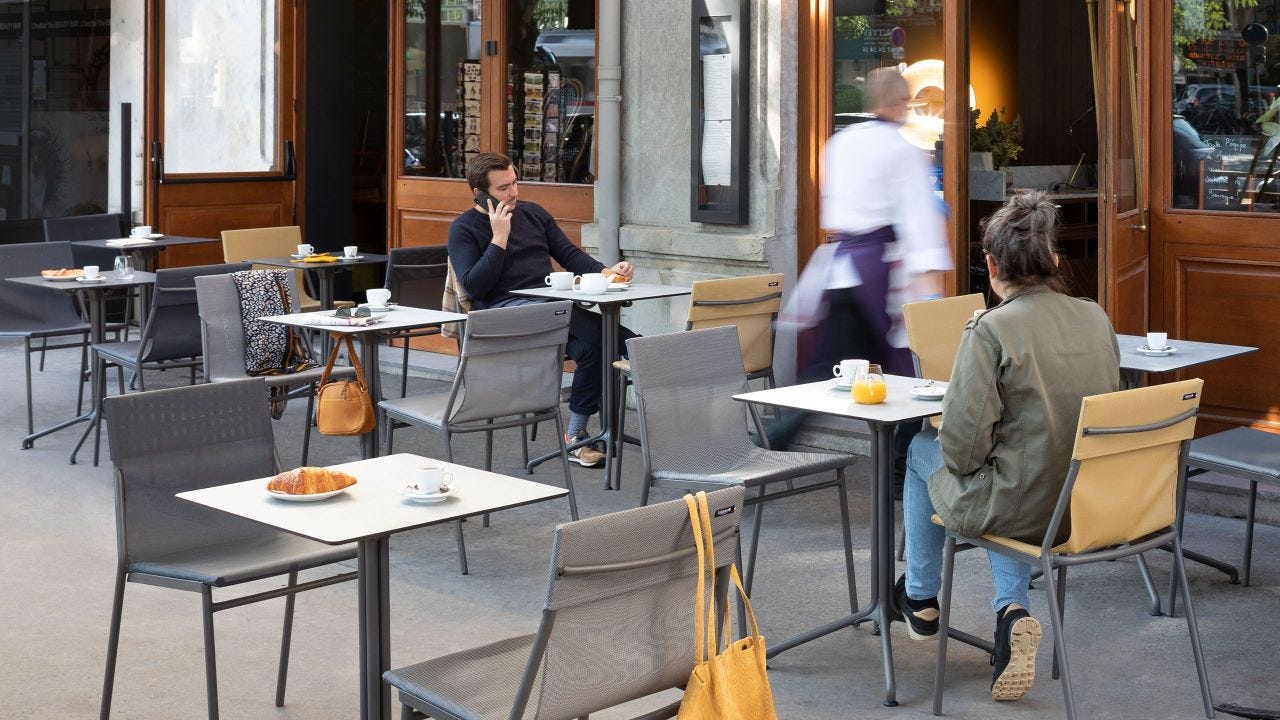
[1096,0,1148,335]
[144,0,302,267]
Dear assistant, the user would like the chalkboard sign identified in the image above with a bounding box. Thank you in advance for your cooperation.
[691,0,749,224]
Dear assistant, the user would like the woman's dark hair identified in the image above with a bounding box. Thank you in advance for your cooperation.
[465,152,514,192]
[979,191,1064,291]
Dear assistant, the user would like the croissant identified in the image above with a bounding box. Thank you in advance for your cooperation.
[267,466,358,495]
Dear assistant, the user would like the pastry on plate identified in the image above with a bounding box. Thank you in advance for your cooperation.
[267,466,358,495]
[41,268,83,279]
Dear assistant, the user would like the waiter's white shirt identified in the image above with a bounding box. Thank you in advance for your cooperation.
[820,120,951,277]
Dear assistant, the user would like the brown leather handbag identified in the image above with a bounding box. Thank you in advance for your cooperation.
[315,334,376,436]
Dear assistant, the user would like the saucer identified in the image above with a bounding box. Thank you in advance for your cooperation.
[402,485,456,503]
[339,255,365,261]
[605,283,630,292]
[1135,345,1176,356]
[130,233,163,239]
[828,378,854,391]
[360,304,394,313]
[909,385,946,400]
[289,253,319,260]
[75,276,108,283]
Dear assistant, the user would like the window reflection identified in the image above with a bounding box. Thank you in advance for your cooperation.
[1172,0,1279,212]
[403,0,480,178]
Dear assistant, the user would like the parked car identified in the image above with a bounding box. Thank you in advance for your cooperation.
[1172,114,1223,207]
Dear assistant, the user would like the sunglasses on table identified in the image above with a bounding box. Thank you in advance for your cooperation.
[334,306,371,318]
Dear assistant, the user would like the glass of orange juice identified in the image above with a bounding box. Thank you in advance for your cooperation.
[852,363,887,404]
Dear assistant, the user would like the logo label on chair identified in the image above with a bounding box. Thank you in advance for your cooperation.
[714,505,736,517]
[1183,392,1198,400]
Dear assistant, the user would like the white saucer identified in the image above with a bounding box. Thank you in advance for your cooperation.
[266,487,347,502]
[339,255,365,261]
[402,485,457,503]
[1135,345,1176,356]
[360,305,394,313]
[289,253,316,260]
[829,378,854,391]
[605,283,630,292]
[130,233,164,239]
[909,385,946,400]
[75,276,108,283]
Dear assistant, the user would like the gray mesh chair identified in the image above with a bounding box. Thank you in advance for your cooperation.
[931,379,1213,719]
[43,213,133,328]
[385,486,745,720]
[89,263,252,465]
[381,245,450,397]
[626,326,858,611]
[380,301,577,575]
[99,378,358,720]
[0,241,94,440]
[194,271,355,465]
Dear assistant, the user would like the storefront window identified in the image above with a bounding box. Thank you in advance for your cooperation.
[1172,0,1280,212]
[0,0,111,220]
[401,0,595,184]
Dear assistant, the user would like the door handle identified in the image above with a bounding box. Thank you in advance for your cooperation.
[1131,224,1148,232]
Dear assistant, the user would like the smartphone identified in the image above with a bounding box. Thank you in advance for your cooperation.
[474,190,502,212]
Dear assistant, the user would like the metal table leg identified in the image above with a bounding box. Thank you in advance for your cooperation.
[357,536,391,720]
[359,332,383,459]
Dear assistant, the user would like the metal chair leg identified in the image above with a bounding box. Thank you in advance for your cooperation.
[1173,535,1216,718]
[1244,480,1258,587]
[38,336,48,371]
[24,338,35,436]
[443,432,469,575]
[931,535,958,716]
[1042,557,1077,720]
[836,469,859,613]
[99,568,127,720]
[77,335,88,416]
[1136,552,1162,616]
[742,486,766,596]
[554,413,579,520]
[300,384,315,466]
[1052,565,1066,680]
[201,587,220,720]
[275,571,297,707]
[400,342,410,398]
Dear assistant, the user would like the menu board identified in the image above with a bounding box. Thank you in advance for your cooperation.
[691,0,749,224]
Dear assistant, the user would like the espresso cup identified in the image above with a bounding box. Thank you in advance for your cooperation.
[366,288,392,308]
[131,225,152,237]
[545,271,574,291]
[296,243,314,257]
[1146,332,1168,350]
[573,273,610,294]
[343,245,359,258]
[83,265,100,280]
[410,464,454,494]
[832,359,869,380]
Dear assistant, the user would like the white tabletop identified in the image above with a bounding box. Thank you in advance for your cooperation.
[734,374,948,425]
[177,453,568,545]
[510,282,691,305]
[1116,334,1256,374]
[258,305,467,334]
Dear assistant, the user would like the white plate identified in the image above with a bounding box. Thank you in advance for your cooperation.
[360,304,395,313]
[42,274,82,282]
[1135,345,1176,356]
[339,255,366,261]
[289,253,325,260]
[909,385,946,400]
[605,283,630,292]
[129,233,164,239]
[828,378,854,391]
[266,487,347,502]
[402,485,457,503]
[75,276,108,283]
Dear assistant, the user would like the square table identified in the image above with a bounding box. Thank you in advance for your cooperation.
[177,453,568,720]
[73,234,219,273]
[7,272,157,463]
[1116,334,1256,389]
[511,283,692,490]
[259,306,467,457]
[735,373,946,708]
[247,254,390,311]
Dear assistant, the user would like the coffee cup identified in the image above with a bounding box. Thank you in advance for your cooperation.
[83,265,100,280]
[409,464,454,494]
[296,243,314,257]
[573,273,610,294]
[343,245,359,258]
[1146,332,1168,350]
[366,288,392,308]
[832,359,869,380]
[131,225,152,237]
[545,271,574,291]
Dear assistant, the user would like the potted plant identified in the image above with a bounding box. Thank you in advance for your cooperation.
[969,108,1023,200]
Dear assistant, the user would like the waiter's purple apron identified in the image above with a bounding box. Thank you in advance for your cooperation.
[834,226,914,377]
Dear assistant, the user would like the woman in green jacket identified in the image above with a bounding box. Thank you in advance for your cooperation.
[893,192,1120,702]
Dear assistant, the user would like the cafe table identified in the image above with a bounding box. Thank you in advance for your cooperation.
[177,452,568,720]
[511,282,692,489]
[73,234,219,273]
[734,373,948,708]
[247,253,390,311]
[7,271,156,463]
[258,306,466,457]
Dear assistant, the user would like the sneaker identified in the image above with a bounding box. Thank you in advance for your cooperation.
[564,432,605,467]
[991,605,1042,701]
[891,575,939,640]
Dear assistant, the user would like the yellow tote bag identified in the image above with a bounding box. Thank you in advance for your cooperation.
[678,492,778,720]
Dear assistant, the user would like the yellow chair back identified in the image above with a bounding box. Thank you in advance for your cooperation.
[901,293,985,382]
[220,226,320,311]
[685,273,784,376]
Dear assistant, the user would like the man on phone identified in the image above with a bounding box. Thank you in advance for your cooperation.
[448,152,635,468]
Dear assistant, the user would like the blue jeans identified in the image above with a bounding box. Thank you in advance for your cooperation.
[903,426,1033,613]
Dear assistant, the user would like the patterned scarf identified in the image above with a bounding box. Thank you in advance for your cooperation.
[230,269,315,375]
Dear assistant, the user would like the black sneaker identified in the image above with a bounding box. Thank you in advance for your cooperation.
[891,575,939,640]
[991,605,1042,701]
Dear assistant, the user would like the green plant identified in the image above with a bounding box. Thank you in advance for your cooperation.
[970,108,1023,168]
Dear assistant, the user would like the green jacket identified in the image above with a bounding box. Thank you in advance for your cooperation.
[928,286,1120,544]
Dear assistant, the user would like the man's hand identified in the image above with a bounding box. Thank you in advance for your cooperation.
[606,261,634,280]
[487,199,512,249]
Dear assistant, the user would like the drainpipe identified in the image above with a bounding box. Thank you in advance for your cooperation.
[596,0,622,265]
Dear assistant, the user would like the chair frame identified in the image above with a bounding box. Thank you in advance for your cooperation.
[931,404,1214,719]
[383,303,577,575]
[380,246,450,398]
[99,380,358,720]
